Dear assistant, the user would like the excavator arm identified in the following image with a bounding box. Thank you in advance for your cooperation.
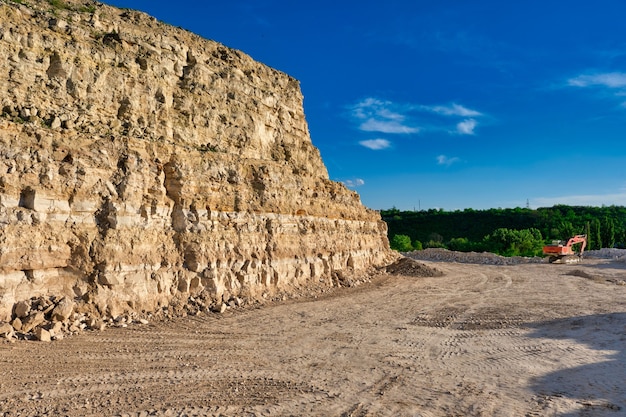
[565,235,587,257]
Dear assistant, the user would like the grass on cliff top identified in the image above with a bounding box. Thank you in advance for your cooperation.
[6,0,96,14]
[46,0,96,13]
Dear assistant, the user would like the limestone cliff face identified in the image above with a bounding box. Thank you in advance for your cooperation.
[0,0,394,321]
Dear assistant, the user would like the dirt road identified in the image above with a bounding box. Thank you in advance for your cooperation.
[1,259,625,416]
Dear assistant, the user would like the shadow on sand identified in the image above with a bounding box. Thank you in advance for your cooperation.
[526,313,626,416]
[580,258,626,270]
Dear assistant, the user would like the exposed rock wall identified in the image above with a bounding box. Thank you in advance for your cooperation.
[0,0,394,321]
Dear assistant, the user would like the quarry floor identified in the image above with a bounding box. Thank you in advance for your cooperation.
[1,258,626,417]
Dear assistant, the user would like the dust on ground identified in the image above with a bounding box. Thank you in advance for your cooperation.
[1,255,625,416]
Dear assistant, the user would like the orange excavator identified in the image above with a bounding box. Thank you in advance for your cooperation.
[542,234,587,264]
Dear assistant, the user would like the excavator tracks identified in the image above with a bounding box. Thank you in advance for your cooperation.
[548,255,582,264]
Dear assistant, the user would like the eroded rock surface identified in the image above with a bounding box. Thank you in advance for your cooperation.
[0,0,395,330]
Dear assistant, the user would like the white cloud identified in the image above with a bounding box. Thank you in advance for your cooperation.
[342,178,365,188]
[359,119,419,134]
[567,72,626,88]
[348,98,484,138]
[566,72,626,110]
[351,98,404,120]
[350,98,419,134]
[456,118,477,135]
[533,190,626,207]
[436,155,460,166]
[424,103,482,117]
[359,138,391,150]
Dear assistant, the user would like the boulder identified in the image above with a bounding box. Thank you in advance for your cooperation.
[34,327,51,342]
[13,301,30,319]
[0,322,14,338]
[11,317,23,332]
[51,298,75,322]
[21,312,45,333]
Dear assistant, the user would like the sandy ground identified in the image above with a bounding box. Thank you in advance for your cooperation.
[1,258,625,417]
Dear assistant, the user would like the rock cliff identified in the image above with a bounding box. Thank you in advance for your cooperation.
[0,0,394,324]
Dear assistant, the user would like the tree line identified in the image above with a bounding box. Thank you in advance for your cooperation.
[381,205,626,256]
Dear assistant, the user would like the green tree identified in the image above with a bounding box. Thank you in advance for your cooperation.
[515,228,544,256]
[428,232,444,244]
[447,237,472,252]
[592,218,602,250]
[424,240,446,249]
[483,228,543,257]
[558,221,576,240]
[380,204,626,252]
[602,216,615,248]
[390,234,413,252]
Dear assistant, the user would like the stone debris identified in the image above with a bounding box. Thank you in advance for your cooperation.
[21,311,45,333]
[34,327,51,342]
[87,317,106,331]
[49,321,63,335]
[51,297,75,322]
[385,257,444,277]
[0,287,263,341]
[13,301,30,318]
[405,248,626,265]
[213,303,228,314]
[11,317,22,332]
[404,248,545,265]
[0,294,147,342]
[586,248,626,261]
[0,259,391,342]
[0,322,14,339]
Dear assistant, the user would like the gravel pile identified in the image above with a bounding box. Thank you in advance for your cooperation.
[403,248,545,265]
[385,257,444,277]
[585,248,626,260]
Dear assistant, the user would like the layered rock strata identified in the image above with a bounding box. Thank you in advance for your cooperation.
[0,0,394,322]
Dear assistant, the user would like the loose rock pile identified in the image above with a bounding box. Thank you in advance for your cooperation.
[403,248,545,265]
[1,266,383,342]
[385,257,444,277]
[406,248,626,265]
[585,248,626,261]
[0,294,159,342]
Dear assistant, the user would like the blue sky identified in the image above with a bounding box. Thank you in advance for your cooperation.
[105,0,626,210]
